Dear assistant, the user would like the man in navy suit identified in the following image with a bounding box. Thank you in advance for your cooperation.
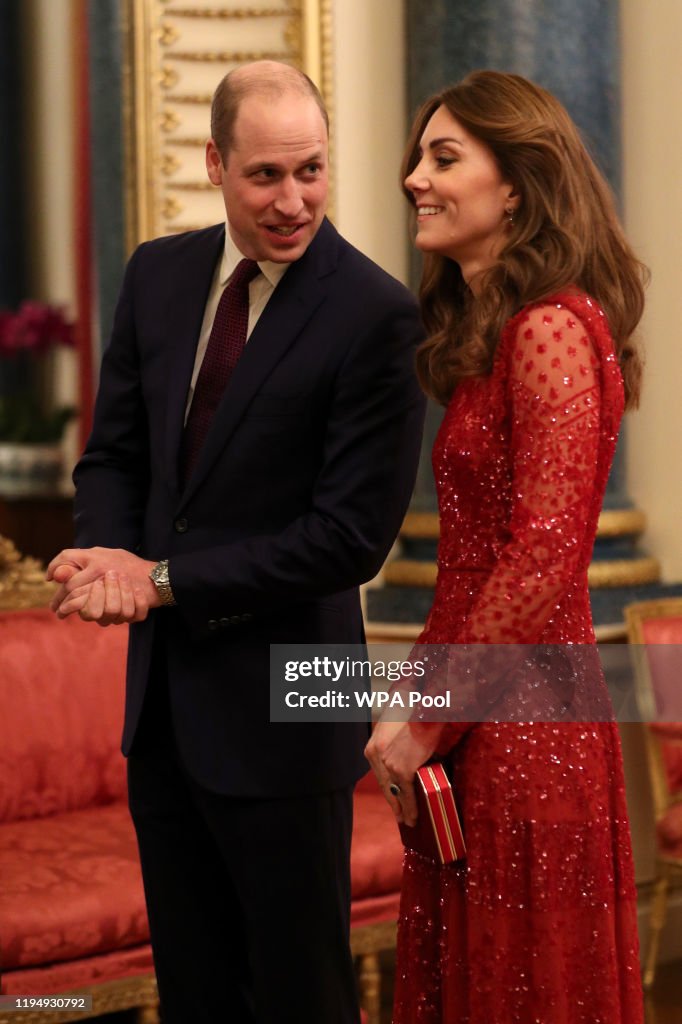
[49,61,425,1023]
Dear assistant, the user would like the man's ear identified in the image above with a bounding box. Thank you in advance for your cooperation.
[206,138,224,186]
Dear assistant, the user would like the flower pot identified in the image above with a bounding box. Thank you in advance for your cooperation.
[0,442,63,497]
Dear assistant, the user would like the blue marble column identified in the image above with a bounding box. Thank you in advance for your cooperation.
[87,0,126,361]
[405,0,627,510]
[363,0,682,628]
[406,0,620,189]
[0,0,24,309]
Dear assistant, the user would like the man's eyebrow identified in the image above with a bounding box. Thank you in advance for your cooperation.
[244,150,326,172]
[296,150,325,165]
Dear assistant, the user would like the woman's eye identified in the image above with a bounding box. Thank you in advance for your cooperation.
[436,155,456,168]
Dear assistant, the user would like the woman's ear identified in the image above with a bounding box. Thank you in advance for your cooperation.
[505,185,521,213]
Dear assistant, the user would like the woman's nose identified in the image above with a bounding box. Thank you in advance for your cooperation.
[404,161,428,194]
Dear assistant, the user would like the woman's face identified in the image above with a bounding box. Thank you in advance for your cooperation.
[404,105,517,284]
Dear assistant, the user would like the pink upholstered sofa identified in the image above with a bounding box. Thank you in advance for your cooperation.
[0,608,158,1023]
[0,603,403,1024]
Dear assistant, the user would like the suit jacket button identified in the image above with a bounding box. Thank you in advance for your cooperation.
[174,518,188,533]
[241,614,252,622]
[208,619,218,631]
[219,617,231,629]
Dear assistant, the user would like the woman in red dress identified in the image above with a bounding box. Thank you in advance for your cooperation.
[366,71,647,1024]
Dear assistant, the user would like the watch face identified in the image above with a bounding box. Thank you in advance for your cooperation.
[151,561,166,580]
[150,561,174,605]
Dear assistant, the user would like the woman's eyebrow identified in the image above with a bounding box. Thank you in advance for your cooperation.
[427,136,464,149]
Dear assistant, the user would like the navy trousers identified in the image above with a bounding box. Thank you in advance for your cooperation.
[127,665,360,1024]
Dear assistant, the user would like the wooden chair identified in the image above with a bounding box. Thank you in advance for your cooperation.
[350,771,404,1024]
[625,598,682,990]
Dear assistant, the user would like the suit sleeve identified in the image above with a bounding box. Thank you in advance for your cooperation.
[169,290,426,633]
[73,245,151,551]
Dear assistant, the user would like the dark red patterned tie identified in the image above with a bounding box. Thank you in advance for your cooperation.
[181,258,260,482]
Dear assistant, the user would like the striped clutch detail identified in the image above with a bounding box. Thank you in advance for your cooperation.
[400,762,466,865]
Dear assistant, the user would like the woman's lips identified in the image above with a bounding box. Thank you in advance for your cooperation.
[416,205,444,218]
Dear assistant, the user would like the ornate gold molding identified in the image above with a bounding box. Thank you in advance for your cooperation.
[0,974,158,1024]
[383,555,662,591]
[365,618,627,643]
[165,6,294,17]
[165,136,210,146]
[165,50,292,61]
[587,557,660,589]
[401,508,648,542]
[123,0,335,249]
[365,621,422,643]
[0,535,56,610]
[167,181,215,190]
[163,93,214,102]
[401,512,440,539]
[597,508,647,537]
[165,223,213,232]
[302,0,334,204]
[383,559,437,588]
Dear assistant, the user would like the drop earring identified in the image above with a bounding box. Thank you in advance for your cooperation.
[506,206,515,227]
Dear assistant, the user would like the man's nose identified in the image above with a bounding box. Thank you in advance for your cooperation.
[273,177,304,217]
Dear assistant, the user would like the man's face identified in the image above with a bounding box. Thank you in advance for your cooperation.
[206,92,329,263]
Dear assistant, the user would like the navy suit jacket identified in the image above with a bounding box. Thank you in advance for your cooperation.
[74,218,426,796]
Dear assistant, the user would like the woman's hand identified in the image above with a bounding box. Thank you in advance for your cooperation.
[365,720,439,826]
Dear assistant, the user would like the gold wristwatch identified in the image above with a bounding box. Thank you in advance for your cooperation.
[149,559,176,606]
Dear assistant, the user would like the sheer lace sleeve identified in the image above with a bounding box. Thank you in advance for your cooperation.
[457,303,602,643]
[420,302,612,753]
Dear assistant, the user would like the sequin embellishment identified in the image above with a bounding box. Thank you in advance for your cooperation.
[393,293,643,1024]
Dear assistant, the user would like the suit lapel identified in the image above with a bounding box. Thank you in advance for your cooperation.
[178,218,339,507]
[162,225,225,494]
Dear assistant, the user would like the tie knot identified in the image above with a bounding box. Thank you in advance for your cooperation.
[229,258,260,292]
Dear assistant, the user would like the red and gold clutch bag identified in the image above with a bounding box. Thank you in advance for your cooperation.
[399,762,466,865]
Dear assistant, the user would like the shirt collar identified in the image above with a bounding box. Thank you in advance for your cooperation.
[221,223,290,289]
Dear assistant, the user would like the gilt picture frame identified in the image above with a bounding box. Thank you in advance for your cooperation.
[122,0,334,250]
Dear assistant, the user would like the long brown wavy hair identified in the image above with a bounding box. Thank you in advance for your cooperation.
[403,71,647,409]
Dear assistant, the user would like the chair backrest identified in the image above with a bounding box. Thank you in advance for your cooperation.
[625,598,682,821]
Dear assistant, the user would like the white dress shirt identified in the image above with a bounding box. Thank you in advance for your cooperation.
[184,226,290,420]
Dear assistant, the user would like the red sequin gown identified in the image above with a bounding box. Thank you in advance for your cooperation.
[394,292,643,1024]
